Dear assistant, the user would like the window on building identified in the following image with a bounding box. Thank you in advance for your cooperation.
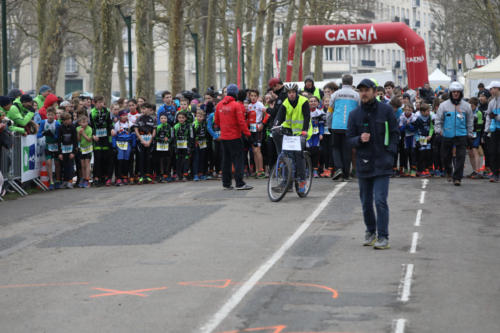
[276,23,283,36]
[124,52,134,68]
[391,6,394,18]
[336,47,343,61]
[381,50,385,66]
[392,50,396,65]
[277,48,282,61]
[325,47,334,61]
[65,56,78,73]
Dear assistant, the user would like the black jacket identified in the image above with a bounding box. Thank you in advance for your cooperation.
[347,99,399,178]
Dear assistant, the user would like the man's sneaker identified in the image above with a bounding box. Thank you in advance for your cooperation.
[332,169,343,181]
[200,175,207,180]
[48,183,55,191]
[313,170,319,178]
[374,237,390,249]
[236,184,253,190]
[454,179,461,186]
[410,169,417,177]
[146,176,153,183]
[65,182,74,189]
[490,175,499,183]
[363,232,377,246]
[223,185,234,190]
[194,175,200,181]
[55,182,62,189]
[298,181,307,193]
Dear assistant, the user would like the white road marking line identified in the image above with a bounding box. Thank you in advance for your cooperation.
[419,191,426,204]
[399,264,414,302]
[410,232,419,254]
[393,318,407,333]
[422,179,429,189]
[415,209,422,227]
[198,182,347,333]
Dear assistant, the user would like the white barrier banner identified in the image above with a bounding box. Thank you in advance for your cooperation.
[21,134,44,182]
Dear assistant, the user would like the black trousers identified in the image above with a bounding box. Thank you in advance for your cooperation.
[441,136,467,180]
[417,149,432,172]
[136,143,153,178]
[61,154,75,181]
[307,146,320,169]
[489,131,500,176]
[320,134,332,171]
[432,135,443,171]
[176,149,190,179]
[332,132,351,176]
[265,136,277,170]
[222,139,245,188]
[93,149,111,180]
[155,150,172,176]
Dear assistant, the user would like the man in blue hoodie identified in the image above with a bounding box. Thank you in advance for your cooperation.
[347,79,400,250]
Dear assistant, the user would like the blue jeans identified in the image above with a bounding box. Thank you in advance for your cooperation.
[358,175,390,239]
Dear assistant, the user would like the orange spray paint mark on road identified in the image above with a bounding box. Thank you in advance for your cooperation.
[257,282,338,299]
[90,286,168,298]
[0,282,89,289]
[218,326,360,333]
[178,279,232,288]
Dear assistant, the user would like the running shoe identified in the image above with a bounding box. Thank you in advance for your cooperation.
[363,232,377,246]
[332,169,343,180]
[374,237,390,249]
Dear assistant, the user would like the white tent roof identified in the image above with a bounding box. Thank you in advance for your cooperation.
[466,55,500,79]
[429,68,451,83]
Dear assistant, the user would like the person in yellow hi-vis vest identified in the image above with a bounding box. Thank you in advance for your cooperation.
[273,83,313,193]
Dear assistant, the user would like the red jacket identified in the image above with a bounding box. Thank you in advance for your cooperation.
[214,96,251,140]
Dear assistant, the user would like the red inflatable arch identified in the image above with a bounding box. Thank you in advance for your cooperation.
[286,22,429,89]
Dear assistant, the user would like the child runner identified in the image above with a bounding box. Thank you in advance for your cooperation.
[178,98,194,124]
[466,97,484,179]
[174,111,194,181]
[58,112,78,189]
[399,103,418,177]
[319,95,332,177]
[77,115,93,188]
[134,103,156,184]
[157,91,177,126]
[155,114,174,182]
[414,103,434,177]
[113,110,135,185]
[389,96,403,177]
[193,109,208,181]
[247,89,267,178]
[37,107,60,190]
[307,96,325,178]
[90,96,113,186]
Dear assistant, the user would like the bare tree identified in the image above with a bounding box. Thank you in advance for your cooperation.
[202,0,216,92]
[262,0,276,92]
[248,0,267,89]
[279,0,295,81]
[168,0,185,94]
[135,0,155,102]
[94,0,116,104]
[291,0,306,81]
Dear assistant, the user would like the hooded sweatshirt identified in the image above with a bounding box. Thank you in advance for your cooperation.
[38,94,59,120]
[214,95,251,140]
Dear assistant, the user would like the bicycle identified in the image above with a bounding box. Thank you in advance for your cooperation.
[267,126,313,202]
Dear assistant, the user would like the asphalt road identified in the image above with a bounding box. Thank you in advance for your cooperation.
[1,176,499,333]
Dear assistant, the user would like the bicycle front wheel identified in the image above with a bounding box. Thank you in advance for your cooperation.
[268,155,293,202]
[295,151,313,198]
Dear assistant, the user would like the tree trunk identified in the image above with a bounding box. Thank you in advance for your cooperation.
[248,0,267,89]
[314,46,324,81]
[135,0,155,102]
[169,0,185,94]
[262,0,276,92]
[202,0,216,92]
[231,0,244,85]
[291,0,306,82]
[220,0,232,85]
[88,0,101,93]
[302,49,312,78]
[243,0,255,88]
[94,0,116,105]
[279,0,295,81]
[484,0,500,52]
[115,16,127,98]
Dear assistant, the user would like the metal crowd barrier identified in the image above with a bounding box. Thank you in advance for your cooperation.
[1,134,30,199]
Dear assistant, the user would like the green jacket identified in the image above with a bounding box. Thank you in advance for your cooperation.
[6,104,33,130]
[34,95,45,109]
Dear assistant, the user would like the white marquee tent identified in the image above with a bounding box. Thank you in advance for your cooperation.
[465,55,500,97]
[428,68,451,87]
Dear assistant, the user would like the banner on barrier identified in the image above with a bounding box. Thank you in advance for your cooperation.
[21,135,44,182]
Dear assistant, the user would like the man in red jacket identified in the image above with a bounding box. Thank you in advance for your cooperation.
[214,84,253,190]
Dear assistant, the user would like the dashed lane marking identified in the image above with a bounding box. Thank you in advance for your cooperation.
[410,232,419,254]
[399,264,414,302]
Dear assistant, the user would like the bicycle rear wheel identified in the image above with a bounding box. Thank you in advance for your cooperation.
[295,151,313,198]
[268,155,293,202]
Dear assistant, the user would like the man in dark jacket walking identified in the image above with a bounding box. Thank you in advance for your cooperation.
[214,84,253,190]
[347,79,400,249]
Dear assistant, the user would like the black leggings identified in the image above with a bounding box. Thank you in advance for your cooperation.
[176,149,190,179]
[93,149,111,181]
[307,146,320,169]
[136,143,153,178]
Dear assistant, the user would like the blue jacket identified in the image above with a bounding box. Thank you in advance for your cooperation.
[306,109,325,148]
[37,119,60,143]
[347,99,399,178]
[484,97,500,133]
[329,85,360,131]
[206,112,220,140]
[434,99,473,138]
[157,103,177,126]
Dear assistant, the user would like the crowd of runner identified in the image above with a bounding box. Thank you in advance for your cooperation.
[0,74,499,193]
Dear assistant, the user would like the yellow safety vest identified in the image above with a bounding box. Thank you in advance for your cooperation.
[282,95,313,140]
[313,87,321,100]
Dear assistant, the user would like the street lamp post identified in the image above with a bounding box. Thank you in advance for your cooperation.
[2,0,8,95]
[117,5,133,99]
[187,26,200,93]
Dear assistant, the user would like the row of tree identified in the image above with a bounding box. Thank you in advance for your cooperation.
[1,0,499,102]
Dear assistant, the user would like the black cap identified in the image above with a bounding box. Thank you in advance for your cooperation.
[20,94,33,103]
[0,96,12,107]
[356,79,376,89]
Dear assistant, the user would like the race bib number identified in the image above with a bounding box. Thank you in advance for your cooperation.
[117,141,129,150]
[96,128,107,137]
[472,132,477,138]
[142,134,152,142]
[249,123,257,132]
[198,140,207,149]
[313,127,319,135]
[47,143,58,152]
[61,144,73,154]
[215,131,221,137]
[80,145,93,154]
[419,137,428,145]
[282,135,301,151]
[177,139,188,149]
[157,142,169,151]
